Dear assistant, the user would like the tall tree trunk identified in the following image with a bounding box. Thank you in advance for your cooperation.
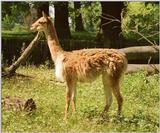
[54,2,71,39]
[3,32,41,77]
[101,2,124,48]
[37,2,49,18]
[74,2,85,32]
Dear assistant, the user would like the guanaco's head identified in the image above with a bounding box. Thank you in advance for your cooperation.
[30,11,50,32]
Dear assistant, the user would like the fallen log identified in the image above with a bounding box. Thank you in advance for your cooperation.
[120,46,159,63]
[126,64,159,75]
[3,32,41,77]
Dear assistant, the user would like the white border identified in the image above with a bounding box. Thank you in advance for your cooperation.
[1,1,159,133]
[1,0,160,1]
[0,1,1,133]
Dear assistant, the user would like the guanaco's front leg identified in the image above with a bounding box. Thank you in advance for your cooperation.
[64,80,76,120]
[64,87,72,120]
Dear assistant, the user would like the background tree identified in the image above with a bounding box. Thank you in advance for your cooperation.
[35,2,49,17]
[74,2,85,32]
[54,2,71,39]
[101,2,124,48]
[69,2,101,32]
[81,2,101,32]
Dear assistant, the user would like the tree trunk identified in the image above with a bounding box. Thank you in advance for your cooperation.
[54,2,71,39]
[74,2,85,32]
[2,96,36,111]
[3,32,41,77]
[37,2,49,18]
[101,2,124,48]
[126,64,159,75]
[120,46,159,63]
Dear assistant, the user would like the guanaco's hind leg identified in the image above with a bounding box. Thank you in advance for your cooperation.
[71,85,77,112]
[110,77,123,115]
[64,80,76,120]
[102,73,113,114]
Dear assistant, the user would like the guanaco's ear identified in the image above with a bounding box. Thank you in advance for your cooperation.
[42,11,47,18]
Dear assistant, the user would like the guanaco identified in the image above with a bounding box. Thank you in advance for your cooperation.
[30,12,127,119]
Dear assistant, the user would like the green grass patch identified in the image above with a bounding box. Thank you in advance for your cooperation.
[2,66,159,132]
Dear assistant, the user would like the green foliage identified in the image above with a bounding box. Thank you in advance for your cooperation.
[2,30,96,41]
[2,2,30,18]
[12,23,28,32]
[81,2,101,32]
[2,14,15,30]
[2,66,159,132]
[69,2,101,32]
[2,30,34,39]
[2,2,30,31]
[122,2,159,42]
[2,1,159,42]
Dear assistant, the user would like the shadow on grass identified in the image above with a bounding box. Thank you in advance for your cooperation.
[2,72,34,80]
[79,108,159,128]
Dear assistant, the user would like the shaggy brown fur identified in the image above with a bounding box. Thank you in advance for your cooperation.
[31,12,128,119]
[62,49,127,82]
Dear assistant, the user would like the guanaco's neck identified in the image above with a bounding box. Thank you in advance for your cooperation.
[44,20,63,62]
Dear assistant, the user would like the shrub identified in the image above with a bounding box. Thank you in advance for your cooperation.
[12,23,28,32]
[2,14,15,30]
[122,2,159,42]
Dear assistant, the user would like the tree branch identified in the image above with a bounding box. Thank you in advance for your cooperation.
[100,13,158,46]
[3,32,42,77]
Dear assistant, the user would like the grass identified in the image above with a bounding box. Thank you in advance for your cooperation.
[2,65,159,132]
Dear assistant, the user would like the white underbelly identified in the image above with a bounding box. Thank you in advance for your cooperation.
[55,55,65,82]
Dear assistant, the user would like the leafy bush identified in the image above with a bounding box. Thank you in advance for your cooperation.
[122,2,159,42]
[12,23,28,32]
[2,2,30,32]
[2,14,15,30]
[71,31,96,40]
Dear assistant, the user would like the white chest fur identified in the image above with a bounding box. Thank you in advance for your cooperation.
[55,54,64,82]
